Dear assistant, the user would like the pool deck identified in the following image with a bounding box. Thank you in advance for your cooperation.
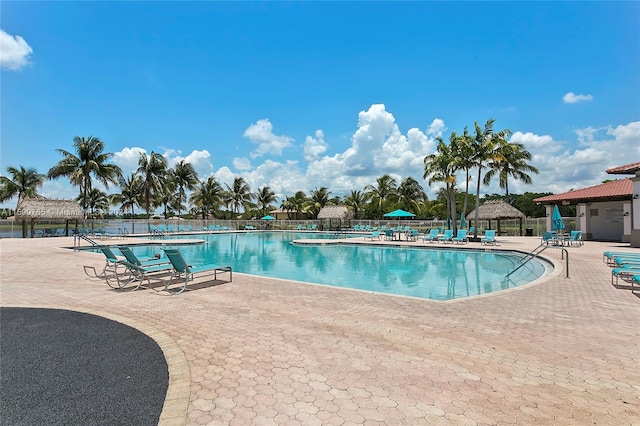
[1,235,639,425]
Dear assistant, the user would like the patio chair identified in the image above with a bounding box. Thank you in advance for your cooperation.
[117,246,169,267]
[163,248,232,295]
[366,231,382,240]
[438,229,454,243]
[406,229,419,242]
[451,229,468,244]
[419,229,440,243]
[567,231,583,247]
[110,259,174,291]
[481,230,498,246]
[541,231,559,246]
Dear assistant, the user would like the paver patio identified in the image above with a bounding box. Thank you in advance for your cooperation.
[1,235,639,425]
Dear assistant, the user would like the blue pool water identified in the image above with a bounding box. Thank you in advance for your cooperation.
[129,232,550,300]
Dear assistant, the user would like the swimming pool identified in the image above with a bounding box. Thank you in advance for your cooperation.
[129,232,551,300]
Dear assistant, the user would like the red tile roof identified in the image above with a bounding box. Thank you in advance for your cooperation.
[606,162,640,175]
[533,178,632,204]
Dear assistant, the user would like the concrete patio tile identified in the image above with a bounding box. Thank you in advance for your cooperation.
[1,235,639,425]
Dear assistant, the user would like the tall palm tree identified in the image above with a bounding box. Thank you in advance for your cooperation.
[424,137,458,232]
[82,188,109,218]
[156,170,179,218]
[112,173,143,218]
[47,136,122,216]
[365,174,398,218]
[256,186,277,218]
[137,151,168,216]
[0,166,45,237]
[172,160,199,216]
[483,141,539,204]
[470,119,511,238]
[452,127,475,217]
[344,190,370,220]
[395,177,426,214]
[304,187,331,219]
[224,177,254,215]
[190,176,224,219]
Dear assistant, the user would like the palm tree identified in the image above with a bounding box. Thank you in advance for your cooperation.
[83,188,109,218]
[47,136,122,217]
[137,151,168,216]
[344,190,369,219]
[365,174,398,218]
[256,186,277,218]
[304,187,332,219]
[470,119,511,239]
[281,191,307,220]
[0,166,45,237]
[190,176,224,219]
[172,160,199,216]
[156,170,179,218]
[224,177,254,216]
[424,137,458,232]
[396,177,426,214]
[483,141,539,204]
[452,127,475,217]
[112,174,143,218]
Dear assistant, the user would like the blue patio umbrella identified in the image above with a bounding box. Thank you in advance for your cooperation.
[551,205,565,231]
[261,215,275,220]
[383,209,416,218]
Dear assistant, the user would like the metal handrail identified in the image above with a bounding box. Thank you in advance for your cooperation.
[507,243,570,279]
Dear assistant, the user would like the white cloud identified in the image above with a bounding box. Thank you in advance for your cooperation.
[243,119,294,159]
[303,130,328,162]
[504,121,640,196]
[0,29,33,70]
[427,118,446,138]
[233,157,252,171]
[112,147,146,177]
[563,92,593,104]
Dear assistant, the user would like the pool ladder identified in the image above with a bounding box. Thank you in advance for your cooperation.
[73,233,99,251]
[506,242,569,279]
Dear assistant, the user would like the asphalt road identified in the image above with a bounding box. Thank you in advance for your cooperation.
[1,307,168,426]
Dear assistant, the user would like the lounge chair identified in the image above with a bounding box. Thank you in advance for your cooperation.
[111,260,174,291]
[541,231,559,246]
[611,265,640,285]
[438,229,453,243]
[163,248,232,295]
[364,231,381,241]
[92,246,126,284]
[178,225,185,232]
[419,229,440,243]
[452,229,468,244]
[117,246,168,267]
[406,229,419,242]
[187,225,194,232]
[481,230,498,246]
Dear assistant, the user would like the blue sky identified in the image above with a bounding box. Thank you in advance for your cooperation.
[1,1,639,210]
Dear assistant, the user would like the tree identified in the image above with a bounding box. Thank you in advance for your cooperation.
[395,177,426,214]
[365,174,398,218]
[470,119,511,238]
[112,173,143,218]
[281,191,307,220]
[82,188,109,218]
[137,151,168,216]
[0,166,45,237]
[256,186,277,218]
[483,141,539,204]
[172,160,199,216]
[452,127,475,217]
[224,177,254,215]
[190,176,224,219]
[344,190,370,219]
[304,187,332,219]
[47,136,122,217]
[424,137,459,232]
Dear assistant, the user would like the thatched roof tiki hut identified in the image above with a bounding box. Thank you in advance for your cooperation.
[15,197,83,238]
[466,200,526,236]
[317,206,352,230]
